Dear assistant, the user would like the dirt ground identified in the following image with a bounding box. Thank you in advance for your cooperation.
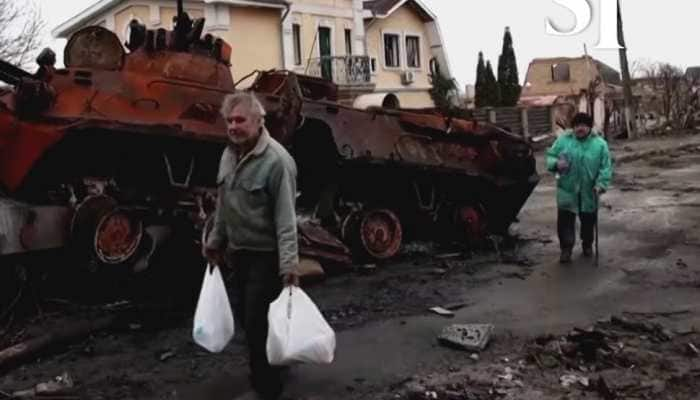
[1,133,700,400]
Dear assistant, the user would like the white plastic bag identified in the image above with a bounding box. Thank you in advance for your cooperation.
[266,286,336,366]
[192,264,235,353]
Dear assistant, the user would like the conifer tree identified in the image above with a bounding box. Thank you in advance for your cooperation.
[497,27,521,106]
[474,52,487,108]
[484,60,501,107]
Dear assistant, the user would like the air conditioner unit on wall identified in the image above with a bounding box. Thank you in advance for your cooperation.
[401,70,415,85]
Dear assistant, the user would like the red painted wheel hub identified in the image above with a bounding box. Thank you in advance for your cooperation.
[458,206,486,243]
[94,209,143,264]
[358,209,402,260]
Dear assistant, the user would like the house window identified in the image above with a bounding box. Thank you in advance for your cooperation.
[552,63,570,82]
[405,35,420,68]
[383,33,400,68]
[293,24,302,66]
[345,29,352,55]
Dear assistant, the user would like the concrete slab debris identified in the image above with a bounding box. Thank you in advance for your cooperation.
[437,323,494,351]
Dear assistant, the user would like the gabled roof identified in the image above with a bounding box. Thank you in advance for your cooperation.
[52,0,288,38]
[363,0,435,21]
[528,56,621,84]
[523,55,621,97]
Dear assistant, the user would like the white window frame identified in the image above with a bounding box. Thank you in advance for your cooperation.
[403,31,423,71]
[292,23,303,66]
[369,56,378,76]
[381,29,403,70]
[344,28,353,57]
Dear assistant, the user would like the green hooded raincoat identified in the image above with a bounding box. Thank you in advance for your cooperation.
[545,130,613,214]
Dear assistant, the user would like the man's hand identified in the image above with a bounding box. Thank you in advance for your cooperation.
[203,246,224,267]
[282,272,300,287]
[593,186,605,196]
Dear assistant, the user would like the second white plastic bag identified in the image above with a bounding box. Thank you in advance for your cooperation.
[266,286,336,366]
[192,264,235,353]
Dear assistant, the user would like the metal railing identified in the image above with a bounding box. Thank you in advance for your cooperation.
[306,55,371,85]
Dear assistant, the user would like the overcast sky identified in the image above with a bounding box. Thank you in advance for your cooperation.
[33,0,699,90]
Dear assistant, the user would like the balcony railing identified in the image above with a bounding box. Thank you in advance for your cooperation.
[306,55,371,85]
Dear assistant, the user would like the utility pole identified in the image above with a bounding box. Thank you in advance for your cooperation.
[617,0,637,139]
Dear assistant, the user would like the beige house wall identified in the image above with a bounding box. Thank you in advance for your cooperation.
[296,0,353,8]
[523,59,599,97]
[289,0,355,74]
[365,6,433,107]
[219,7,283,87]
[391,90,433,109]
[83,2,281,88]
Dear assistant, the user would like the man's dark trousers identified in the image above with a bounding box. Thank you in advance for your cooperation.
[231,250,283,400]
[557,209,597,251]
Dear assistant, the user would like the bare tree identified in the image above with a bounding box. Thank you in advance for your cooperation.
[0,0,45,68]
[638,61,699,130]
[631,58,656,79]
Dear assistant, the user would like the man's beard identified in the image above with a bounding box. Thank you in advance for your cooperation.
[228,131,253,145]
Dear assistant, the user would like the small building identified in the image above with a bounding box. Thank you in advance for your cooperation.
[519,55,622,135]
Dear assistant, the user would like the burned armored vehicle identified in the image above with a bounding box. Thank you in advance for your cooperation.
[251,70,539,259]
[0,1,537,284]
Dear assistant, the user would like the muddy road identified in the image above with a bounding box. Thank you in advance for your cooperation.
[1,140,700,399]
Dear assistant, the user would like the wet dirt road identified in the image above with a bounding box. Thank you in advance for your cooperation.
[276,145,700,399]
[2,143,700,399]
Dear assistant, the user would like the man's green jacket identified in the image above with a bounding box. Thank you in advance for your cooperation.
[545,130,613,213]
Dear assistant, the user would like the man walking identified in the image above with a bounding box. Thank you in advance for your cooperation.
[546,113,613,264]
[204,92,299,400]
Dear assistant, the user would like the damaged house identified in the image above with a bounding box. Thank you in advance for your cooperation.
[519,55,622,136]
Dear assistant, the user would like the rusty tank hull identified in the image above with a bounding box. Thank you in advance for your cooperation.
[249,71,539,258]
[0,1,537,279]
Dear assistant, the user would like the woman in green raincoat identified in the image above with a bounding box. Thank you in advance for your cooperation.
[546,113,613,263]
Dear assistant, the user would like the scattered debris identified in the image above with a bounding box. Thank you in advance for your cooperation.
[560,373,589,388]
[623,308,690,317]
[596,376,616,400]
[400,242,434,256]
[158,349,177,362]
[298,258,326,278]
[0,316,115,370]
[610,315,674,342]
[434,253,462,260]
[428,307,455,318]
[497,366,515,381]
[686,343,699,357]
[11,372,74,398]
[442,303,468,311]
[438,324,494,352]
[357,264,377,274]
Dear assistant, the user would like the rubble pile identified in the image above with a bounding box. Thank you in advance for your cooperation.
[390,315,700,400]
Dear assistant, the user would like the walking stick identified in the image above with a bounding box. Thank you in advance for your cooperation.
[594,191,600,267]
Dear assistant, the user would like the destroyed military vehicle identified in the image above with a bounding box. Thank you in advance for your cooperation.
[0,1,538,284]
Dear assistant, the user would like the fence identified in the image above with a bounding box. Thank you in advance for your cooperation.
[473,106,554,137]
